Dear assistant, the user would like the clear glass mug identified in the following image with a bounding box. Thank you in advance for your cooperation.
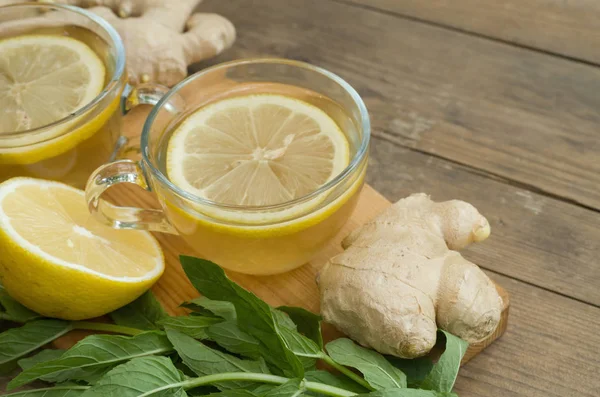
[0,3,166,188]
[86,59,371,275]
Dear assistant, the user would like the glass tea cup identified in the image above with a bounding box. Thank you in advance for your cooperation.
[0,3,167,188]
[86,59,370,275]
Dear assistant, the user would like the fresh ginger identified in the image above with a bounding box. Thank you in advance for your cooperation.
[318,193,503,359]
[41,0,236,86]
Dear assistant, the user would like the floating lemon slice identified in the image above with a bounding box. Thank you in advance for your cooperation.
[167,94,350,223]
[0,35,108,165]
[0,178,164,320]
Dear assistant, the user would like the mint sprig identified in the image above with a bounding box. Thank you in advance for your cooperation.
[1,256,465,396]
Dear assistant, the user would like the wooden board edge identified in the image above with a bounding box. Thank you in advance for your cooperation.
[461,284,510,364]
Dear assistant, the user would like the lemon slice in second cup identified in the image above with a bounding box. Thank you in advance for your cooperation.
[0,178,164,320]
[167,94,350,222]
[0,35,108,164]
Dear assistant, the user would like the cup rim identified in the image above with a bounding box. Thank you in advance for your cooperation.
[0,2,126,138]
[142,58,371,212]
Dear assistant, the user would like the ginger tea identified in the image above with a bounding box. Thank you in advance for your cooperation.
[154,82,365,274]
[0,25,123,188]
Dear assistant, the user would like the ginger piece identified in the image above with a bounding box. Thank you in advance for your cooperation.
[318,193,503,359]
[48,0,236,86]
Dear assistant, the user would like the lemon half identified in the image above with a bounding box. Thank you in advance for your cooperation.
[0,178,164,320]
[167,94,350,223]
[0,35,107,164]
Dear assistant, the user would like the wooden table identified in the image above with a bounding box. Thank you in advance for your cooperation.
[191,1,600,396]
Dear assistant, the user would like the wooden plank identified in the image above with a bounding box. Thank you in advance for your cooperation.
[345,0,600,64]
[199,0,600,210]
[454,272,600,397]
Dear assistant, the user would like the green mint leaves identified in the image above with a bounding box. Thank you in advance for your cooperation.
[326,339,408,390]
[180,256,305,378]
[1,256,468,396]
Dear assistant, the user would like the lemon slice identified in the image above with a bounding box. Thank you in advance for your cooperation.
[0,35,107,164]
[0,35,105,133]
[167,94,350,221]
[0,178,164,320]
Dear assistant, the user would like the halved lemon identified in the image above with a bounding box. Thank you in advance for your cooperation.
[0,178,164,320]
[167,94,350,223]
[0,35,108,165]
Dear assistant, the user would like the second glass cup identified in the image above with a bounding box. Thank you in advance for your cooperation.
[86,59,370,275]
[0,3,167,188]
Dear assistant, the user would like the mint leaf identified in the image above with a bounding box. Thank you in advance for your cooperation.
[305,370,369,394]
[9,331,173,389]
[358,390,458,397]
[0,285,40,323]
[110,291,168,330]
[0,320,71,374]
[183,297,236,322]
[166,329,270,390]
[180,256,304,378]
[385,356,433,388]
[277,307,323,349]
[158,316,223,340]
[420,331,468,393]
[18,349,65,370]
[277,326,323,370]
[206,321,261,358]
[2,384,89,396]
[326,338,407,390]
[263,379,304,397]
[82,356,186,397]
[271,309,297,331]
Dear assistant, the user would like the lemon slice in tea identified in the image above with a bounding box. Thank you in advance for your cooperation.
[0,178,164,320]
[0,35,105,133]
[0,35,107,164]
[167,94,350,219]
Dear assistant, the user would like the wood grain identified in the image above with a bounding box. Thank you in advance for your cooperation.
[344,0,600,64]
[199,0,600,211]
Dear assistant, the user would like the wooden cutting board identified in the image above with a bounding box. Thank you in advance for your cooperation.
[64,105,509,364]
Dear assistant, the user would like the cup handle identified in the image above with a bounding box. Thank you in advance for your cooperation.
[85,159,178,234]
[112,83,175,160]
[121,83,172,113]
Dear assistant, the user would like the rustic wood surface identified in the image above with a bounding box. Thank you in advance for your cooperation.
[345,0,600,64]
[192,0,598,396]
[2,0,600,396]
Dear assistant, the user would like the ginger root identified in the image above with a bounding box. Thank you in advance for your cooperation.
[47,0,236,86]
[317,193,503,359]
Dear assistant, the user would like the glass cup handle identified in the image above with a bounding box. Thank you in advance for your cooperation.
[122,83,172,113]
[112,83,174,160]
[85,159,178,234]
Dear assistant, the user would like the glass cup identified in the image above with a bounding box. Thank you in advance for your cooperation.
[86,59,371,275]
[0,3,167,188]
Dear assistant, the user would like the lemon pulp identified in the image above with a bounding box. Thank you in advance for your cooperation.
[167,94,350,212]
[0,178,164,320]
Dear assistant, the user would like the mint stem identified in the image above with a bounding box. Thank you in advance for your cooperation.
[322,355,375,391]
[141,372,357,397]
[72,321,143,336]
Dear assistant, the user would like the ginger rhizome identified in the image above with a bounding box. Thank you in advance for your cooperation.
[318,193,503,358]
[49,0,236,86]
